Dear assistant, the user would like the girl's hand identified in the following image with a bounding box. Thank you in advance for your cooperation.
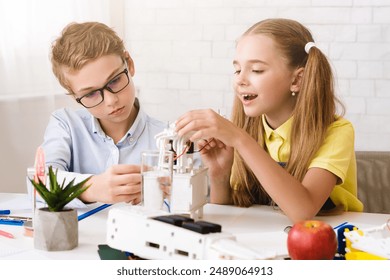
[196,138,234,178]
[176,109,236,175]
[176,109,238,204]
[175,109,241,147]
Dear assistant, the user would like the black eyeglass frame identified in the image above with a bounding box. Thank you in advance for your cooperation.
[75,68,129,108]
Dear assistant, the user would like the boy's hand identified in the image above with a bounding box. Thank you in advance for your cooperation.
[80,164,141,204]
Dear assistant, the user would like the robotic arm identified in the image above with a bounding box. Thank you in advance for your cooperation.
[149,123,208,219]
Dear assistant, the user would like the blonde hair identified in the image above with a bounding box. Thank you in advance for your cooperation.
[230,18,344,207]
[51,22,126,93]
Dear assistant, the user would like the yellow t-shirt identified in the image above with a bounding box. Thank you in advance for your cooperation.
[263,115,363,212]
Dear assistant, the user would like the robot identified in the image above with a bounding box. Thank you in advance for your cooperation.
[106,125,277,260]
[106,205,275,260]
[151,124,208,219]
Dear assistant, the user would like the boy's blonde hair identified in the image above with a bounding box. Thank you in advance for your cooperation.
[230,18,345,207]
[51,22,126,93]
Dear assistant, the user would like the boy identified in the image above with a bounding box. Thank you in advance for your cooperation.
[40,22,165,205]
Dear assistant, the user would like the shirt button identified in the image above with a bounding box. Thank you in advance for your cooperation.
[129,137,134,142]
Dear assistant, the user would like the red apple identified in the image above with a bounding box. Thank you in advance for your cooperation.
[287,220,337,260]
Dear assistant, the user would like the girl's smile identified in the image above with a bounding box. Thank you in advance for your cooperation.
[242,94,258,101]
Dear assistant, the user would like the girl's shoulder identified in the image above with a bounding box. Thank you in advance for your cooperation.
[326,117,354,140]
[330,117,354,130]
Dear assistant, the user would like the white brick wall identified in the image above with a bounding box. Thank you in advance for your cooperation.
[123,0,390,151]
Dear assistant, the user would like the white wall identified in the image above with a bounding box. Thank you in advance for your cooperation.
[0,95,81,193]
[123,0,390,151]
[0,0,113,98]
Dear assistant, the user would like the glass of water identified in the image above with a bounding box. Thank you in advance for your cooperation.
[141,150,174,211]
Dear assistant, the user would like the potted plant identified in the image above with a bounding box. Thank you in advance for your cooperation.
[29,166,91,251]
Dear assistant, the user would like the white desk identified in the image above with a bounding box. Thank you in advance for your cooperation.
[1,192,389,260]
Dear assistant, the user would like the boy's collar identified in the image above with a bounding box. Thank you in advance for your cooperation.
[91,98,143,142]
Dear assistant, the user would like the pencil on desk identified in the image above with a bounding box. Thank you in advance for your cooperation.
[78,204,112,221]
[0,229,15,239]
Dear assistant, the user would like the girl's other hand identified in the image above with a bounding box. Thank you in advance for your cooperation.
[196,138,234,179]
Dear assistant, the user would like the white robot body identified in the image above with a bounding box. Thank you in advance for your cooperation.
[170,168,208,218]
[106,206,274,260]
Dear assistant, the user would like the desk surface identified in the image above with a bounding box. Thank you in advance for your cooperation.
[1,193,389,260]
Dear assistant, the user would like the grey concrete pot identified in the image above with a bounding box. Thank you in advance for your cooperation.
[34,207,78,251]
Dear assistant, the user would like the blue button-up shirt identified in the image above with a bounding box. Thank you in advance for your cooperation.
[37,100,166,207]
[42,104,165,174]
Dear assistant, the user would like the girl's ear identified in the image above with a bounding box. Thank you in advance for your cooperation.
[124,51,135,77]
[290,67,304,93]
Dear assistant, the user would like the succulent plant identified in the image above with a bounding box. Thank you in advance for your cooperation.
[29,166,91,212]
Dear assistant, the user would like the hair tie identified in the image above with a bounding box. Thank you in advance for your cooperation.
[305,42,316,54]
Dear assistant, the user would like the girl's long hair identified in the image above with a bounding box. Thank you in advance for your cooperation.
[230,18,344,207]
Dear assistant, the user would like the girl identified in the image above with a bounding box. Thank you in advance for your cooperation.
[175,18,363,222]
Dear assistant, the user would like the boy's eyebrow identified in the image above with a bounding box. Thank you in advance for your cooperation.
[233,59,268,66]
[78,64,124,93]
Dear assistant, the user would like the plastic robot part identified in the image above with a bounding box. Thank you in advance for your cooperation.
[343,221,390,260]
[151,123,208,219]
[106,205,276,260]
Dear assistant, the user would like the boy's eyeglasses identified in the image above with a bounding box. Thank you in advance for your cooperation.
[75,68,130,108]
